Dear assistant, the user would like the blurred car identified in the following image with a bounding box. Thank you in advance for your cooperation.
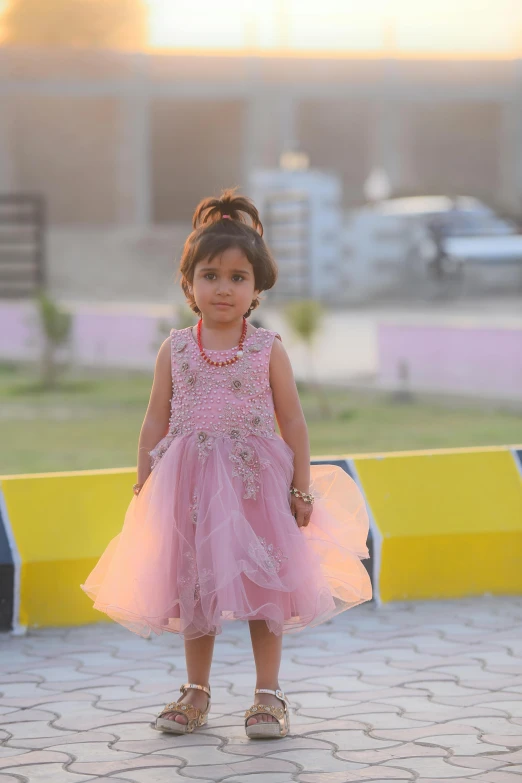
[368,195,517,236]
[368,196,522,273]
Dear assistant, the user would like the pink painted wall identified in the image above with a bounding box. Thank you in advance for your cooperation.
[0,301,172,370]
[378,323,522,399]
[0,302,39,359]
[73,311,165,368]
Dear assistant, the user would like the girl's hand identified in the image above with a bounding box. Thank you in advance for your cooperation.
[291,495,313,528]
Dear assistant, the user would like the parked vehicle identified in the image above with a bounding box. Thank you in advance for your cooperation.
[373,196,522,285]
[369,195,522,268]
[369,195,516,235]
[342,196,522,299]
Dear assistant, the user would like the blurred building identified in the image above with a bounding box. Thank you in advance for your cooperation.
[250,166,342,301]
[0,49,521,300]
[2,49,521,222]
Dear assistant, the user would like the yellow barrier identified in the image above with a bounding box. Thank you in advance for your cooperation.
[353,446,522,602]
[0,468,134,629]
[1,445,521,631]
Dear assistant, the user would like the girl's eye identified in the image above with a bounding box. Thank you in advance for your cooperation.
[204,273,244,282]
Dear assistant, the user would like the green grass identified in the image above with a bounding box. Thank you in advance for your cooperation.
[0,362,521,475]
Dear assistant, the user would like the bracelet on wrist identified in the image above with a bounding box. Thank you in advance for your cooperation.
[289,484,314,504]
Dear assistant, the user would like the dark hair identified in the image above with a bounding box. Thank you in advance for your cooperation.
[178,188,278,318]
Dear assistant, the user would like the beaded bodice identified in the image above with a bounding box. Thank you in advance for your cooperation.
[149,326,281,476]
[150,327,279,500]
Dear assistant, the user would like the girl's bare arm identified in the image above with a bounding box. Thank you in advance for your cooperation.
[136,337,172,487]
[269,336,311,493]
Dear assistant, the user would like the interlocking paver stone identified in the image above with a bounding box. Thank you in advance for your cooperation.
[111,774,222,783]
[180,757,298,778]
[430,692,521,708]
[298,772,413,781]
[82,779,147,783]
[339,739,450,764]
[300,729,401,751]
[269,747,366,771]
[113,735,221,755]
[447,755,507,771]
[0,749,72,769]
[47,741,141,762]
[68,754,185,775]
[53,711,159,732]
[149,743,233,765]
[330,686,431,702]
[483,699,522,716]
[481,734,522,747]
[222,736,334,756]
[381,757,485,778]
[442,716,522,735]
[474,773,522,783]
[1,596,521,782]
[291,690,372,708]
[221,776,297,783]
[3,720,76,740]
[488,749,522,763]
[5,730,118,750]
[420,733,505,755]
[2,765,96,782]
[0,690,98,711]
[297,705,415,723]
[0,747,30,759]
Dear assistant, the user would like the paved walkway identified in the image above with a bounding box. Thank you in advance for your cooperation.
[0,596,521,782]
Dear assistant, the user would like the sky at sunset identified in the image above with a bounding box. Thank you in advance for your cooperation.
[0,0,520,56]
[146,0,522,56]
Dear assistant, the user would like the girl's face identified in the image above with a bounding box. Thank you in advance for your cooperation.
[190,247,260,322]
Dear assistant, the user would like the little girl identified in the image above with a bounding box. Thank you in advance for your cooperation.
[81,190,372,739]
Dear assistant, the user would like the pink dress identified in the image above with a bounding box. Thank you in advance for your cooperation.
[81,326,372,639]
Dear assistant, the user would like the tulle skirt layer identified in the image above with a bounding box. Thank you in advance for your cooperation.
[81,432,372,639]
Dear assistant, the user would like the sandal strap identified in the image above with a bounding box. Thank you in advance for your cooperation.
[156,682,211,722]
[244,703,287,725]
[157,682,211,727]
[158,700,202,720]
[254,687,288,707]
[180,682,211,697]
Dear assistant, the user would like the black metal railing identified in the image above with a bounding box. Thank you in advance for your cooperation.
[0,194,46,298]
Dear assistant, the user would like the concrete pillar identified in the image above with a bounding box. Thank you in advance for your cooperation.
[0,106,14,192]
[0,52,14,192]
[243,64,297,189]
[117,54,151,227]
[371,59,411,196]
[499,59,522,215]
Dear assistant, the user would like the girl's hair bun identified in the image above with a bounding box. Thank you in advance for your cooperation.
[192,188,264,236]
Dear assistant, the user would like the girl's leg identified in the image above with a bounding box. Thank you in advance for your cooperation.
[246,619,283,725]
[165,634,215,725]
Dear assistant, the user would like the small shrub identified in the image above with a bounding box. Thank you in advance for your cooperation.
[36,290,72,389]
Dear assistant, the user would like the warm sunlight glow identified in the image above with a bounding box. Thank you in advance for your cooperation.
[145,0,522,57]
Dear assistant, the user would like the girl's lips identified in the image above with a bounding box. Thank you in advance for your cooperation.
[214,303,233,307]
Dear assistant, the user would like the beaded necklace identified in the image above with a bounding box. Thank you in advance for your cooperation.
[196,316,248,367]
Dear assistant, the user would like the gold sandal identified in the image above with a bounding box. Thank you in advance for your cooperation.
[244,687,290,738]
[153,682,211,734]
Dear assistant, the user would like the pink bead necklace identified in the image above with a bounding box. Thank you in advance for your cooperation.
[197,316,247,367]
